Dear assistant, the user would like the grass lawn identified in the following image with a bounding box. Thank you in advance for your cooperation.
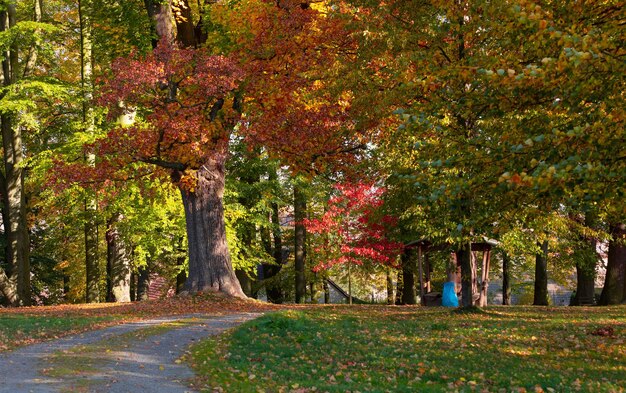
[189,306,626,393]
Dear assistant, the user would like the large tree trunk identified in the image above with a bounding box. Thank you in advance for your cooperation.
[599,223,626,305]
[179,162,245,297]
[457,243,474,307]
[106,213,131,302]
[502,251,511,305]
[533,241,549,306]
[294,183,307,303]
[0,4,30,306]
[141,0,245,299]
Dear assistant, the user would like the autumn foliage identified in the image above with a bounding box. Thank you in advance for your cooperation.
[305,183,403,271]
[96,41,243,180]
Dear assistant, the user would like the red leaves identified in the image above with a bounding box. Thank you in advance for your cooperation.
[305,182,403,271]
[96,41,244,175]
[589,326,615,337]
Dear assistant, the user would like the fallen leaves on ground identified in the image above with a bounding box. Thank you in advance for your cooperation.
[189,305,626,393]
[0,292,288,351]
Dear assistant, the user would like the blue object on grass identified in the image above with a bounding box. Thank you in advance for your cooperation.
[442,281,459,307]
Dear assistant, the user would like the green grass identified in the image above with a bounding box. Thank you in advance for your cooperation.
[0,314,113,350]
[189,306,626,393]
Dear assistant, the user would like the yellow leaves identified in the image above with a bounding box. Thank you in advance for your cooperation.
[179,169,198,193]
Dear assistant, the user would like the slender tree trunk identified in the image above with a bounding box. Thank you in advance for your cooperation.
[571,213,597,305]
[401,249,416,305]
[477,250,491,307]
[179,162,245,297]
[323,279,330,303]
[235,170,259,297]
[386,268,394,305]
[261,196,284,303]
[106,213,131,302]
[79,0,100,304]
[599,223,626,305]
[294,183,307,303]
[176,255,186,294]
[424,252,431,293]
[457,243,474,307]
[502,251,511,305]
[136,265,150,301]
[533,240,549,306]
[310,282,315,303]
[395,269,403,305]
[130,272,137,301]
[471,251,479,302]
[347,261,352,305]
[0,4,30,306]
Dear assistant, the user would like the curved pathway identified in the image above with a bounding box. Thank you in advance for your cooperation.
[0,313,262,393]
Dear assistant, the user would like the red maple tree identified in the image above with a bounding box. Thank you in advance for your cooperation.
[305,182,404,272]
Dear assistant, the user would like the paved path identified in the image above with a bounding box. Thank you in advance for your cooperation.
[0,313,262,393]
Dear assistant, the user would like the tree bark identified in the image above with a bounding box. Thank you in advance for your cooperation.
[79,0,100,304]
[477,250,491,307]
[234,168,259,297]
[502,251,511,305]
[386,268,394,305]
[130,272,137,301]
[175,254,186,294]
[179,162,245,297]
[235,270,252,297]
[139,0,245,299]
[261,171,284,303]
[401,249,416,305]
[533,240,549,306]
[424,252,431,293]
[106,213,131,302]
[0,4,30,306]
[395,269,403,305]
[136,265,150,301]
[571,213,598,305]
[323,279,330,303]
[294,183,307,303]
[599,223,626,305]
[457,243,474,307]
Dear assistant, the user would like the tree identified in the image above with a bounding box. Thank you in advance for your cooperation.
[533,240,549,306]
[305,182,403,304]
[91,0,251,297]
[0,0,63,305]
[599,223,626,305]
[336,0,624,308]
[293,178,308,303]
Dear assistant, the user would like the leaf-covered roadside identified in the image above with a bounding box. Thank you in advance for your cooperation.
[189,306,626,393]
[0,293,282,351]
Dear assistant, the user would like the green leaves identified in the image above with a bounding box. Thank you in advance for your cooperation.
[0,21,59,54]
